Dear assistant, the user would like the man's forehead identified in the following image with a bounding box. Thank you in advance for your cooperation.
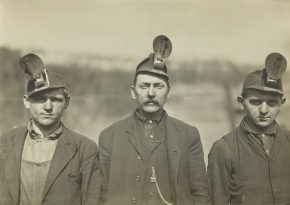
[245,89,282,99]
[136,73,168,83]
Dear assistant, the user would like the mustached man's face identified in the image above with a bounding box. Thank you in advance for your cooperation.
[131,73,170,119]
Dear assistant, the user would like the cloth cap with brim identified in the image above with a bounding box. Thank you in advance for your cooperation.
[242,69,283,95]
[27,71,66,97]
[136,53,169,80]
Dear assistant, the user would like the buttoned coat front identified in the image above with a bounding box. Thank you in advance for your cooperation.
[98,113,211,205]
[0,126,101,205]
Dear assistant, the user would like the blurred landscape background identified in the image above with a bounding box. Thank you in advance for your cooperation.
[1,0,290,162]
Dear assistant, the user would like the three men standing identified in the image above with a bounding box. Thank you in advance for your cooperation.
[208,53,290,205]
[98,36,211,205]
[0,54,100,205]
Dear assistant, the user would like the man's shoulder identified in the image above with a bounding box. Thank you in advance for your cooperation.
[166,115,198,130]
[0,126,27,145]
[211,126,240,153]
[63,128,96,147]
[101,116,132,132]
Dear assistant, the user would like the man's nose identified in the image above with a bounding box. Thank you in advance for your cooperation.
[148,86,156,97]
[43,99,53,111]
[259,102,269,114]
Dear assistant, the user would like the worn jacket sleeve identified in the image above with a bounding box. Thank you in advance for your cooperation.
[188,127,211,205]
[207,139,231,205]
[98,128,113,205]
[80,141,101,205]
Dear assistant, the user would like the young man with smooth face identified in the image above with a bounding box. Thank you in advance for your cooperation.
[208,60,290,205]
[23,88,69,134]
[237,89,285,131]
[0,53,100,205]
[99,38,211,205]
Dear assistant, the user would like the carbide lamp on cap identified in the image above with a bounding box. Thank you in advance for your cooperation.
[19,53,66,97]
[242,52,287,95]
[136,35,172,80]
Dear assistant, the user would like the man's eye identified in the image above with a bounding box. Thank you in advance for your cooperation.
[50,97,64,102]
[267,100,279,106]
[155,85,164,89]
[30,97,46,103]
[249,100,261,105]
[140,85,148,89]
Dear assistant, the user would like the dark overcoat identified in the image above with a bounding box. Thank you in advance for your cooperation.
[0,126,101,205]
[98,113,211,205]
[208,122,290,205]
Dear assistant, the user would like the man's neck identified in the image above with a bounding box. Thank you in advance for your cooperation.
[137,109,164,121]
[31,120,62,135]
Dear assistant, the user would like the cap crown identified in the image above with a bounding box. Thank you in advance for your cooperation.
[136,53,168,80]
[242,69,283,95]
[20,53,66,96]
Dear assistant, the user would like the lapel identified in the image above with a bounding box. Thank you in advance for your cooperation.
[4,127,27,204]
[42,128,77,200]
[269,125,281,160]
[127,115,145,158]
[164,115,181,185]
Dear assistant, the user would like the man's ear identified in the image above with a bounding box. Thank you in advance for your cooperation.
[237,96,245,110]
[130,85,136,99]
[281,97,286,104]
[23,95,30,109]
[64,101,70,109]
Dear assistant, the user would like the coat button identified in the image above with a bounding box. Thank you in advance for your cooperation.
[137,155,142,160]
[131,198,137,204]
[135,176,141,181]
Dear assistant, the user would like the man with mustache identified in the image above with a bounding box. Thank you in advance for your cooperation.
[98,36,211,205]
[207,53,290,205]
[0,53,100,205]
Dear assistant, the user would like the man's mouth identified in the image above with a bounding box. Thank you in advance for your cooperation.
[258,117,269,121]
[145,101,158,105]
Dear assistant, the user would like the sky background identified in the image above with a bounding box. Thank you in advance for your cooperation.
[1,0,290,66]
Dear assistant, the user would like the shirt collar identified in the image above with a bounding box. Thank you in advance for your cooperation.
[27,120,63,140]
[241,117,277,136]
[134,109,165,124]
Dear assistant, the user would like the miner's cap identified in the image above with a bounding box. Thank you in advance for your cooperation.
[19,53,67,97]
[242,69,283,95]
[135,35,172,80]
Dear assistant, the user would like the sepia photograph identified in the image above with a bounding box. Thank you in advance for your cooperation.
[1,0,290,204]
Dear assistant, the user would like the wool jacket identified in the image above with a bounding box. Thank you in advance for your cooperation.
[98,112,211,205]
[208,121,290,205]
[0,126,101,205]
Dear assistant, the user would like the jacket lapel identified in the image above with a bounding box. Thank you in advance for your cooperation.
[127,115,145,158]
[4,127,27,204]
[42,128,77,200]
[165,116,181,202]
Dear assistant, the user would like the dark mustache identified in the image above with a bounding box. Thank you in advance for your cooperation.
[144,100,159,105]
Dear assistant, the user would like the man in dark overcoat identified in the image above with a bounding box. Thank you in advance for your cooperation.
[207,53,290,205]
[98,36,211,205]
[0,53,100,205]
